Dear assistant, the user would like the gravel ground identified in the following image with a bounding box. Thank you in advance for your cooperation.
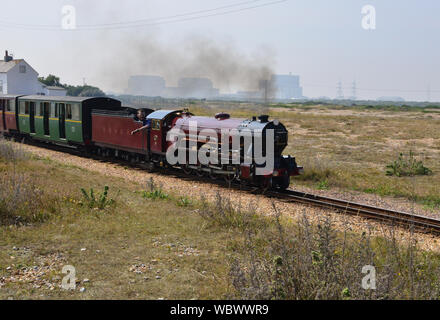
[1,251,66,291]
[17,143,440,252]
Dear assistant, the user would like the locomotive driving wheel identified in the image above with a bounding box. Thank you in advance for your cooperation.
[145,161,156,172]
[196,169,204,177]
[208,170,217,180]
[224,173,235,183]
[182,165,192,175]
[261,177,273,193]
[277,172,290,190]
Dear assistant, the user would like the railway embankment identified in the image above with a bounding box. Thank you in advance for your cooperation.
[2,139,440,299]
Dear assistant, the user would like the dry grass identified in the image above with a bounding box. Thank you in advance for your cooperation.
[0,147,242,299]
[0,140,56,226]
[2,139,440,299]
[0,172,58,226]
[198,195,440,300]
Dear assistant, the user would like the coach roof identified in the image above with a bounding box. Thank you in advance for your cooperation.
[18,96,120,103]
[0,94,23,99]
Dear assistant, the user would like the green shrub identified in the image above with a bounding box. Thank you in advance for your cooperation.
[418,195,440,210]
[80,185,115,209]
[143,189,169,200]
[142,177,169,200]
[386,150,432,177]
[317,180,329,190]
[341,288,351,299]
[176,196,192,207]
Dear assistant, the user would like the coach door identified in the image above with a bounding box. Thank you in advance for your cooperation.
[43,102,50,135]
[29,101,36,134]
[3,101,7,131]
[0,100,4,132]
[59,103,66,139]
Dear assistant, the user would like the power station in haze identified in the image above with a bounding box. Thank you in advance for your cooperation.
[126,75,219,99]
[125,73,303,100]
[270,74,303,99]
[127,75,166,97]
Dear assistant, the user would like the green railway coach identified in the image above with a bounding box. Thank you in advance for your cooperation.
[17,96,121,146]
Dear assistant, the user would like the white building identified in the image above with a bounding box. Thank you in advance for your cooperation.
[0,50,66,96]
[270,74,303,100]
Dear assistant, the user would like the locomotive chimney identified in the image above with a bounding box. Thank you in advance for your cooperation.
[4,50,12,62]
[258,115,269,123]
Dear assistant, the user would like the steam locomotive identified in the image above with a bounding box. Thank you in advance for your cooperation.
[0,94,302,189]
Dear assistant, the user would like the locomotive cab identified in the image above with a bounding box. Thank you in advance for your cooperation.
[146,109,182,155]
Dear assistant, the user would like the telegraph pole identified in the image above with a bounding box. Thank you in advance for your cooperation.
[337,81,343,99]
[351,80,357,100]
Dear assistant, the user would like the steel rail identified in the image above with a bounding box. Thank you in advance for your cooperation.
[269,189,440,235]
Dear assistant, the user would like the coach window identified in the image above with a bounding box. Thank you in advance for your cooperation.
[51,103,58,118]
[66,104,72,119]
[6,100,10,111]
[19,101,25,114]
[71,104,80,120]
[9,100,15,112]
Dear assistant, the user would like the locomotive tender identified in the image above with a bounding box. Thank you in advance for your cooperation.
[0,94,302,190]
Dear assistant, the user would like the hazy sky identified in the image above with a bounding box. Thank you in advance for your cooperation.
[1,0,439,101]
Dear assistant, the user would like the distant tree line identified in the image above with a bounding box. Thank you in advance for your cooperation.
[38,74,105,97]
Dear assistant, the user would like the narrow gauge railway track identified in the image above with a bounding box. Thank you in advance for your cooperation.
[270,189,440,235]
[12,138,440,236]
